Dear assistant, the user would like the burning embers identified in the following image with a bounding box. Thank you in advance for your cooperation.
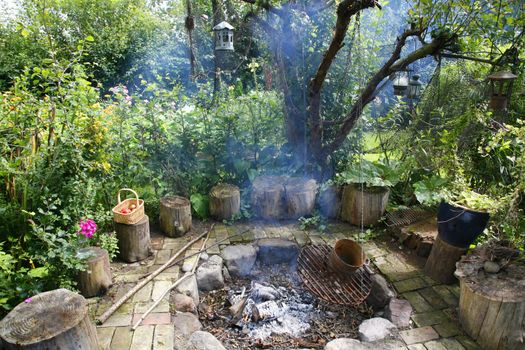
[227,281,314,340]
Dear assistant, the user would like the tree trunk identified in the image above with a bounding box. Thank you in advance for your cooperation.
[209,184,241,220]
[115,215,151,262]
[159,196,192,237]
[340,184,389,226]
[0,289,99,349]
[251,176,286,219]
[284,178,318,219]
[455,249,525,350]
[424,235,466,284]
[77,247,112,298]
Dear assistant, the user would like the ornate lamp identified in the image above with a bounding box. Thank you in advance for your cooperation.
[392,71,409,96]
[407,74,422,99]
[213,21,234,52]
[487,71,517,110]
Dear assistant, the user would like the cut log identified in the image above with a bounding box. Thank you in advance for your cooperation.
[77,247,112,297]
[159,196,192,237]
[209,184,240,220]
[340,184,390,226]
[251,176,286,219]
[318,184,341,219]
[0,289,99,349]
[284,178,318,219]
[114,215,151,262]
[424,235,466,284]
[455,248,525,350]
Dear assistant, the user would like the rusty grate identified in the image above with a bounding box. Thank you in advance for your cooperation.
[297,244,372,307]
[385,208,433,228]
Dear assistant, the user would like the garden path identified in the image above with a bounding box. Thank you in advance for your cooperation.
[88,222,480,350]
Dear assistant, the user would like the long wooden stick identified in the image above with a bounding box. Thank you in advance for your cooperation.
[139,227,250,280]
[96,226,212,324]
[131,233,210,330]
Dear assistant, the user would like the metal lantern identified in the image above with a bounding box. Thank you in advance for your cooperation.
[213,21,234,52]
[393,71,409,96]
[487,71,517,110]
[407,74,422,99]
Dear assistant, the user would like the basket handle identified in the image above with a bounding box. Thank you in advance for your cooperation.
[117,188,140,206]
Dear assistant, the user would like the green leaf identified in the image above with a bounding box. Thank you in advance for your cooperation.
[85,35,95,42]
[190,193,209,219]
[27,266,48,278]
[21,28,30,38]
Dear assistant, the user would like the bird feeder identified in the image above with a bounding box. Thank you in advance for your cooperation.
[487,71,517,110]
[213,21,234,52]
[393,71,409,96]
[407,74,422,99]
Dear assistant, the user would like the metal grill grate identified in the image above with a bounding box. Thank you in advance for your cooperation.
[297,245,372,307]
[385,208,433,228]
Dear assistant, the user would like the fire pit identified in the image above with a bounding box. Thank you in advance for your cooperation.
[298,244,372,307]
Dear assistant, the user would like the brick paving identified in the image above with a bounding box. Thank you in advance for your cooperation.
[89,221,479,349]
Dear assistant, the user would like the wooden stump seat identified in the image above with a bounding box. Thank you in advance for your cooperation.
[455,247,525,350]
[340,184,390,226]
[0,289,99,349]
[209,184,240,220]
[424,235,466,284]
[77,247,112,298]
[115,215,151,262]
[159,196,192,237]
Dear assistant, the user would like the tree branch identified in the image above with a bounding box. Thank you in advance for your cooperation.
[324,29,453,155]
[308,0,380,162]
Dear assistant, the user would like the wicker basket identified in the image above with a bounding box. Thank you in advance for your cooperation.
[112,188,145,225]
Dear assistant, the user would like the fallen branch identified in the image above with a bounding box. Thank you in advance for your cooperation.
[131,233,211,330]
[96,225,214,324]
[139,227,251,279]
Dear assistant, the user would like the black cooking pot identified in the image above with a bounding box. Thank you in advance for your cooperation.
[437,202,490,248]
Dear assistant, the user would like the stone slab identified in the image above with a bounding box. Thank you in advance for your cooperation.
[153,324,174,350]
[111,326,133,349]
[393,277,427,293]
[130,325,154,350]
[400,326,439,345]
[411,310,449,327]
[402,291,434,313]
[97,327,115,350]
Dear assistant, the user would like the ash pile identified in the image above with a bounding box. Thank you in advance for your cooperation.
[227,281,316,340]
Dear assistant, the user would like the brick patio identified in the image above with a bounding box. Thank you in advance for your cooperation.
[89,222,480,350]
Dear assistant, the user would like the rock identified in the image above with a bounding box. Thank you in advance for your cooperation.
[173,312,202,337]
[365,274,395,308]
[196,255,224,291]
[384,298,412,328]
[256,238,299,265]
[200,252,209,261]
[187,331,227,350]
[171,293,196,313]
[325,338,368,350]
[358,317,397,342]
[484,261,500,274]
[221,244,257,277]
[222,266,231,282]
[176,274,200,305]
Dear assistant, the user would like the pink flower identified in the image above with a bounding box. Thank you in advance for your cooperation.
[24,297,33,303]
[77,219,97,239]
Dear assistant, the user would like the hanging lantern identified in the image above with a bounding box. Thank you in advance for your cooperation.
[487,71,517,110]
[407,74,422,99]
[213,21,234,52]
[392,71,409,96]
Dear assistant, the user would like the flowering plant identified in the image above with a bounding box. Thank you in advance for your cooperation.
[77,219,97,239]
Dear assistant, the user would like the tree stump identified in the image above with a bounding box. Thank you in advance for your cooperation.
[114,215,151,262]
[159,196,192,237]
[424,235,466,284]
[0,289,99,349]
[340,184,390,226]
[77,247,112,298]
[209,184,241,220]
[284,178,318,219]
[251,176,286,219]
[318,184,341,219]
[455,247,525,350]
